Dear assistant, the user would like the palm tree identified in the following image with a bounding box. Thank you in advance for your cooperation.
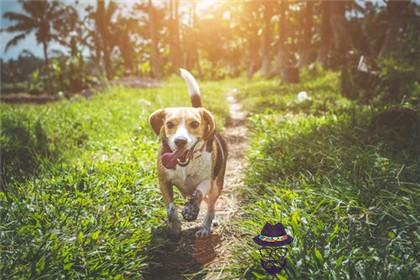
[2,0,62,71]
[85,0,119,79]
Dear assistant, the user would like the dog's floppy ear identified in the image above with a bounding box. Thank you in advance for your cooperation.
[149,109,166,136]
[201,108,216,140]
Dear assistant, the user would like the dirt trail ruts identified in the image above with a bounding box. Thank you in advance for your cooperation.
[145,89,248,280]
[201,88,249,279]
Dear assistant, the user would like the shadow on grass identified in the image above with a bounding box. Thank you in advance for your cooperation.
[0,115,58,189]
[143,225,221,280]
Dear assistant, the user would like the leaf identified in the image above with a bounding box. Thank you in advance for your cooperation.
[63,263,73,271]
[36,256,46,273]
[387,231,396,240]
[77,231,84,243]
[91,230,100,240]
[314,248,324,264]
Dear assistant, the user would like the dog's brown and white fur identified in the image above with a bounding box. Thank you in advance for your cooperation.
[149,69,228,238]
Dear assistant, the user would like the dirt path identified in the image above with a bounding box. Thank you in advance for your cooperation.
[145,89,248,279]
[201,89,249,278]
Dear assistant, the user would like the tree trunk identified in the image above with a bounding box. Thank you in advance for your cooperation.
[184,0,200,75]
[149,0,162,78]
[42,40,49,71]
[247,37,258,79]
[317,0,332,67]
[191,0,201,76]
[298,1,313,67]
[102,42,112,80]
[246,1,259,79]
[330,1,351,60]
[42,40,53,94]
[169,0,182,72]
[378,1,409,58]
[96,0,112,79]
[273,0,289,75]
[259,1,273,76]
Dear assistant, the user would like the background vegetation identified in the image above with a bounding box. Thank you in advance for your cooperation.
[1,0,419,104]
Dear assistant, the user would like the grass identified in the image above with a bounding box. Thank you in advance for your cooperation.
[0,78,231,279]
[1,70,419,279]
[226,68,420,279]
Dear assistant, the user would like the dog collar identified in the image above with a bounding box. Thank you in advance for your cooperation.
[176,140,207,166]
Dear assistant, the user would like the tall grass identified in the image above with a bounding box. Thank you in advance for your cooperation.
[228,68,420,279]
[0,79,231,279]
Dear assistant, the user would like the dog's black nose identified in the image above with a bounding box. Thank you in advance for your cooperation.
[174,138,188,148]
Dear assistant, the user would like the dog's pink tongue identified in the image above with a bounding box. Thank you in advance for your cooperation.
[161,148,186,169]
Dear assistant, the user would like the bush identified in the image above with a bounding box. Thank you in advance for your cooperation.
[376,58,418,103]
[0,82,29,94]
[340,57,418,106]
[49,56,99,95]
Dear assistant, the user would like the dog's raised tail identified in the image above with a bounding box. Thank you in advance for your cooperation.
[180,68,202,108]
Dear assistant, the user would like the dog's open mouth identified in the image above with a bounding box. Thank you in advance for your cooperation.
[161,147,191,169]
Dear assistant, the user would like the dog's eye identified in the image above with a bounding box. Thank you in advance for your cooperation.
[166,121,175,129]
[190,121,199,129]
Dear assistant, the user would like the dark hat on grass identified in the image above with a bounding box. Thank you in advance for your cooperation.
[253,222,293,247]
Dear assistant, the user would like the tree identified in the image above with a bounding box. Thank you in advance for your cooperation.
[184,0,201,76]
[273,0,289,75]
[148,0,162,78]
[259,0,273,76]
[52,5,88,58]
[2,0,62,73]
[298,1,313,67]
[85,0,119,79]
[317,0,332,67]
[330,1,352,65]
[114,16,138,75]
[243,0,261,78]
[378,0,410,58]
[168,0,182,72]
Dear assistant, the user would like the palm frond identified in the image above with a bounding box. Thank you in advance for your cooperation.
[5,33,27,51]
[4,21,36,33]
[3,11,34,24]
[22,0,48,18]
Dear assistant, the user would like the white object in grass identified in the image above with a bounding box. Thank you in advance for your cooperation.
[297,91,310,102]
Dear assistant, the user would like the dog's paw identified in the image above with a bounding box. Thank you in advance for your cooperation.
[195,227,211,238]
[182,190,202,221]
[212,218,219,227]
[182,201,200,221]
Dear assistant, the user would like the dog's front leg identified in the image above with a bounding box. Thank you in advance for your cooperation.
[160,179,181,238]
[195,204,215,238]
[194,180,218,238]
[182,179,209,221]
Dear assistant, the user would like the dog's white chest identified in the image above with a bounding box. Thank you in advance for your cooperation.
[165,151,212,195]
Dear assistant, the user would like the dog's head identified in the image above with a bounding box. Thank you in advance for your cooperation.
[149,107,215,151]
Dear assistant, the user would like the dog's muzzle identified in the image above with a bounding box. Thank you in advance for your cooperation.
[161,140,203,169]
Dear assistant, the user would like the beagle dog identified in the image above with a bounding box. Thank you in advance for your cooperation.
[149,69,228,238]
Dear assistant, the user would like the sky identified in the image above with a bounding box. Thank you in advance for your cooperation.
[0,0,180,60]
[1,0,122,60]
[1,0,74,60]
[0,0,408,61]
